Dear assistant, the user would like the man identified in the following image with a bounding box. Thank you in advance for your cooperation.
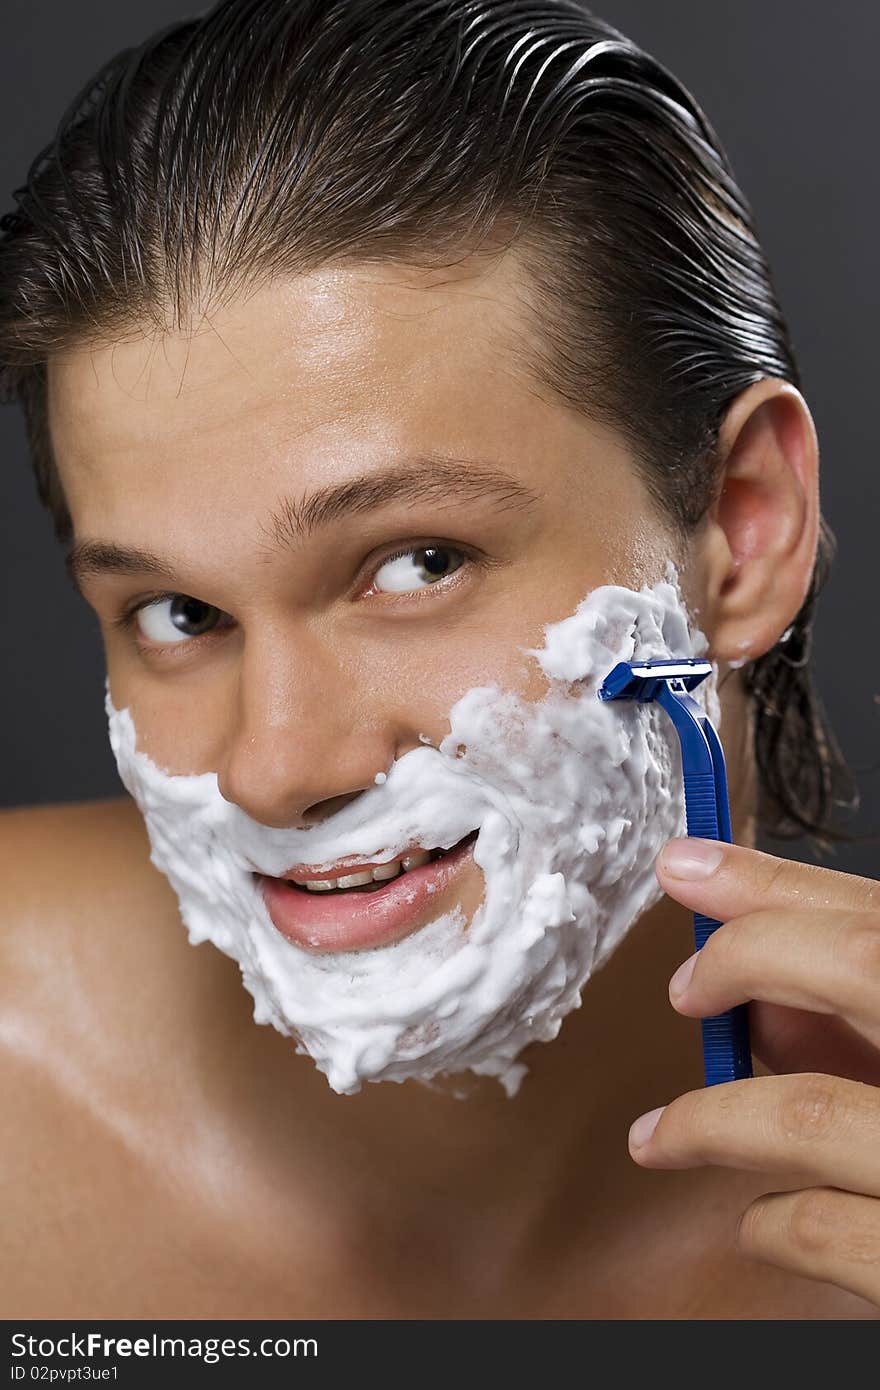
[2,1,877,1317]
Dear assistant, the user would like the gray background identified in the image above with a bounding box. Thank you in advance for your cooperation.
[1,1,877,875]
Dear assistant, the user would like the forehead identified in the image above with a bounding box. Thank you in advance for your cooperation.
[46,251,641,543]
[50,254,531,467]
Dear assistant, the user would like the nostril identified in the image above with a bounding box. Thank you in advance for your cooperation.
[301,785,382,825]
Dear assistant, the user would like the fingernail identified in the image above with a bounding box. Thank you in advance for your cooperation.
[660,837,724,878]
[629,1106,665,1150]
[669,952,698,1001]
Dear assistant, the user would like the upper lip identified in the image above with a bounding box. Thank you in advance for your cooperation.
[272,831,477,884]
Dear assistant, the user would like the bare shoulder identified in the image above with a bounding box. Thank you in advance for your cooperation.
[0,794,156,900]
[0,800,233,1317]
[0,794,190,1096]
[0,796,176,959]
[0,795,183,1060]
[0,792,244,1084]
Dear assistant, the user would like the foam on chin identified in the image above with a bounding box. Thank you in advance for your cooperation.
[105,564,719,1098]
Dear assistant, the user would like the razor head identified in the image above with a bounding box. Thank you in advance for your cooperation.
[598,657,712,703]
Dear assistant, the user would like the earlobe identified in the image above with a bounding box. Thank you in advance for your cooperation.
[698,380,819,664]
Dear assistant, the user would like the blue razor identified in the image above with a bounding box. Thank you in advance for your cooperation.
[598,657,753,1086]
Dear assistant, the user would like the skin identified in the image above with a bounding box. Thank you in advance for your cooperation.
[2,248,877,1318]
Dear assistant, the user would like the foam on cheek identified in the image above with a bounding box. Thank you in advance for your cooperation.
[106,563,718,1097]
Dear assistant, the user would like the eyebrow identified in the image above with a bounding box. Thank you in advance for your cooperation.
[64,457,542,593]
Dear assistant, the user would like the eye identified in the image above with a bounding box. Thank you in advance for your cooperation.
[134,594,226,645]
[372,545,466,594]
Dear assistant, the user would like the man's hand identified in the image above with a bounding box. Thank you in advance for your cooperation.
[628,836,880,1307]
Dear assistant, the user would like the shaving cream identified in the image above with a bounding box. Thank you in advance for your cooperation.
[105,565,718,1097]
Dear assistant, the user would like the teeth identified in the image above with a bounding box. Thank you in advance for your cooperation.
[333,870,375,889]
[295,847,437,893]
[371,862,402,881]
[401,849,431,872]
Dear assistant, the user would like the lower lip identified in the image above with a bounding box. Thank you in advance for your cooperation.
[257,834,478,952]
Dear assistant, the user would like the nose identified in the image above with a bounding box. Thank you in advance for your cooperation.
[216,623,397,828]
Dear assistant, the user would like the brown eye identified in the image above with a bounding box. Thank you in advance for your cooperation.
[373,546,466,593]
[136,595,225,644]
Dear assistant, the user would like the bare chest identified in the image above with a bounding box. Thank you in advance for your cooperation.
[5,1118,876,1321]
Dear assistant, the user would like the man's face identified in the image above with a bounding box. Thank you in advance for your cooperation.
[52,256,672,721]
[47,251,690,1091]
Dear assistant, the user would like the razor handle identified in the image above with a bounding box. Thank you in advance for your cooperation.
[683,767,753,1086]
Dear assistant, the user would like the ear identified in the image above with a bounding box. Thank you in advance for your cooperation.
[693,379,820,664]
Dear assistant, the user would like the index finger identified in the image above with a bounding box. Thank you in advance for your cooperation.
[655,838,880,922]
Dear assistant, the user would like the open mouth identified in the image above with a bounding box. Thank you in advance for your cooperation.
[259,827,481,952]
[283,830,479,896]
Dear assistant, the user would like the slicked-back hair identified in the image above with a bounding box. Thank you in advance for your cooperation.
[0,0,859,843]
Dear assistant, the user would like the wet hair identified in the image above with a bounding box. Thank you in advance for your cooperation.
[0,0,859,844]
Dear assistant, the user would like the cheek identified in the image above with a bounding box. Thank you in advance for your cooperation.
[397,626,554,710]
[106,667,228,774]
[105,623,252,773]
